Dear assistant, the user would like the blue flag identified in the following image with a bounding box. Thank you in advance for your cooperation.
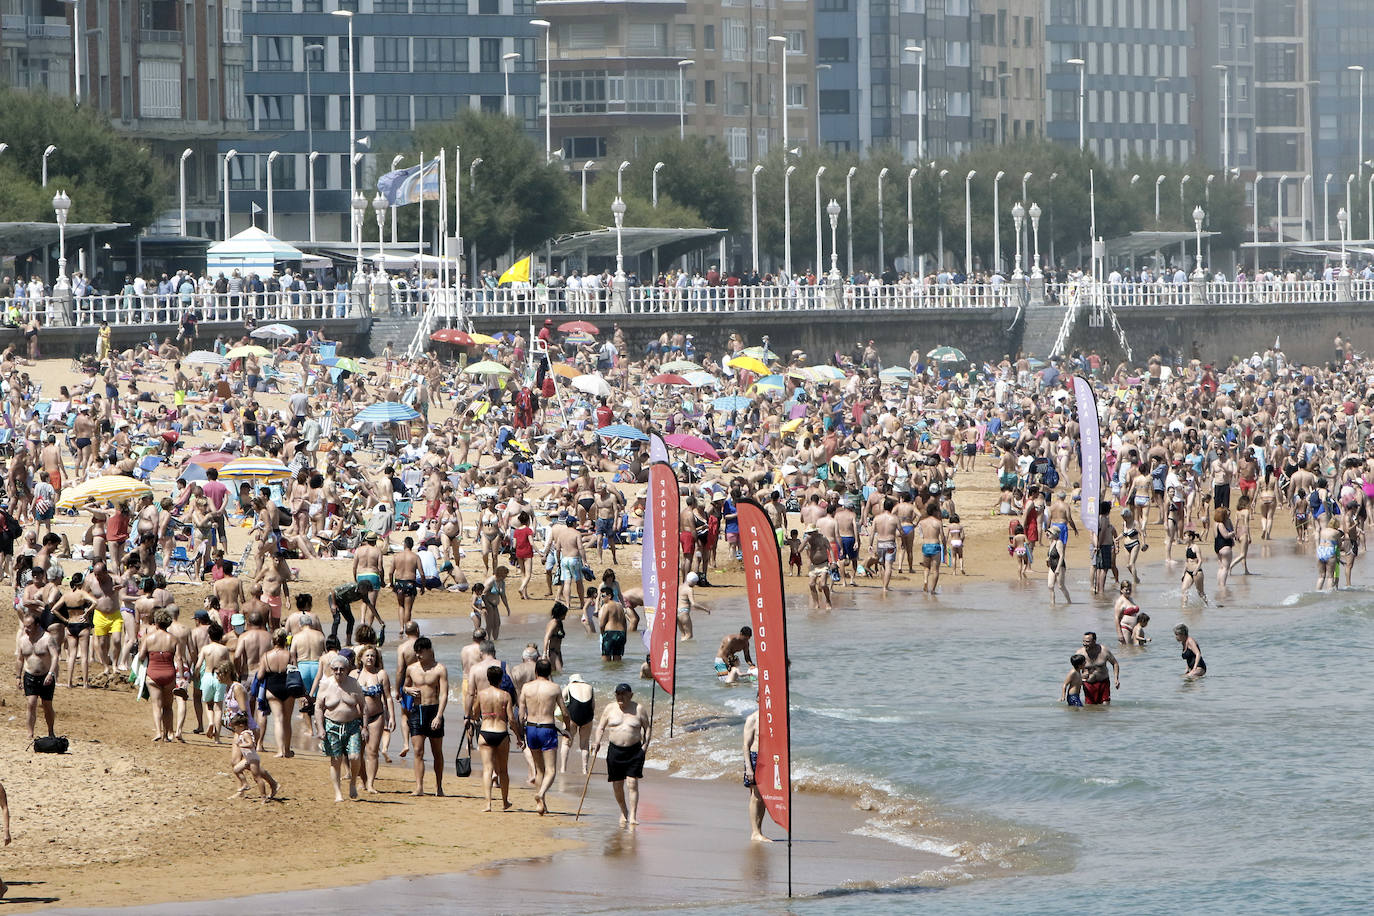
[377,157,441,207]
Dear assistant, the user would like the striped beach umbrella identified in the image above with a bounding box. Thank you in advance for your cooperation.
[57,476,154,511]
[596,424,649,441]
[355,401,421,424]
[463,360,512,376]
[251,323,299,340]
[219,457,292,480]
[184,350,229,368]
[187,451,233,468]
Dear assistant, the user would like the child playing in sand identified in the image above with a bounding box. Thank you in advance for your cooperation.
[948,514,965,574]
[785,530,803,576]
[1061,655,1085,707]
[228,713,279,801]
[1009,523,1029,583]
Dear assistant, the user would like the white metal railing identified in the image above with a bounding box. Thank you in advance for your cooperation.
[1,289,371,328]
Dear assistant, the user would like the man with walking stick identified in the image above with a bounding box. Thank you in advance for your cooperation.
[586,683,651,826]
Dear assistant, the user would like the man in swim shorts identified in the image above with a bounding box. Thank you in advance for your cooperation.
[519,657,569,814]
[597,587,630,660]
[917,505,946,594]
[869,499,900,595]
[1071,632,1120,705]
[742,710,770,842]
[594,683,652,827]
[315,654,365,801]
[803,527,833,609]
[353,531,385,592]
[714,627,753,676]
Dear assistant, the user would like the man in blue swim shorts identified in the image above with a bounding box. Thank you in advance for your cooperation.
[917,505,946,594]
[518,657,568,814]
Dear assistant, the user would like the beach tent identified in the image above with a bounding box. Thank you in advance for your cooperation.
[206,227,328,277]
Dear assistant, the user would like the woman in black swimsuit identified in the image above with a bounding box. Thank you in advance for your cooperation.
[476,665,521,812]
[1174,624,1207,678]
[1212,507,1235,592]
[256,628,298,758]
[561,673,596,775]
[543,603,568,671]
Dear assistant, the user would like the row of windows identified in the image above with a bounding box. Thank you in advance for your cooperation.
[252,0,529,13]
[247,93,531,132]
[254,36,534,74]
[1049,0,1188,31]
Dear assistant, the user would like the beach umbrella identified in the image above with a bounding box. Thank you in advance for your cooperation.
[811,365,846,381]
[663,433,722,461]
[648,373,692,386]
[739,345,780,361]
[356,401,420,424]
[219,457,292,480]
[726,355,771,376]
[752,374,785,392]
[571,373,611,398]
[785,368,812,380]
[469,333,499,345]
[463,360,512,376]
[187,451,233,468]
[226,345,271,359]
[926,346,968,364]
[430,328,475,346]
[660,359,702,373]
[558,320,600,335]
[251,323,299,340]
[179,464,209,483]
[713,395,753,412]
[596,424,649,442]
[320,356,365,373]
[879,366,913,381]
[684,371,719,388]
[550,362,582,379]
[565,331,596,346]
[57,476,155,511]
[184,350,228,368]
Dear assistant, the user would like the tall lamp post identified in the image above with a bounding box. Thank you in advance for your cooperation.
[1011,201,1025,280]
[1066,58,1086,151]
[904,45,924,159]
[469,157,483,273]
[1350,66,1366,180]
[1324,173,1333,241]
[373,193,387,267]
[307,151,320,242]
[530,19,552,159]
[1338,206,1350,274]
[222,148,238,241]
[389,154,404,244]
[611,195,627,311]
[332,9,357,242]
[265,150,279,235]
[1192,205,1206,278]
[178,148,193,237]
[906,166,918,277]
[677,59,694,140]
[304,42,323,162]
[581,160,593,212]
[783,164,797,279]
[41,144,56,187]
[815,62,830,148]
[826,197,841,306]
[877,167,889,270]
[964,169,977,276]
[1029,202,1043,279]
[992,169,1005,274]
[768,36,789,152]
[937,168,948,270]
[751,163,763,274]
[814,165,826,273]
[351,191,366,282]
[1213,65,1229,174]
[652,161,664,207]
[617,159,629,196]
[52,189,71,322]
[845,165,857,275]
[1020,171,1032,278]
[502,51,521,117]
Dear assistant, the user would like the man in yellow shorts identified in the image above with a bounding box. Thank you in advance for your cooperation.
[88,560,123,681]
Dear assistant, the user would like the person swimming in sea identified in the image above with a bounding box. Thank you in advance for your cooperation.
[1061,655,1085,707]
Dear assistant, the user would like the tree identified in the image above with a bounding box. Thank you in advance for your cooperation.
[0,88,165,229]
[608,134,743,233]
[377,111,576,268]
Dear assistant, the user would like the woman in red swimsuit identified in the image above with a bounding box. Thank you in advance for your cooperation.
[510,511,536,600]
[137,608,183,742]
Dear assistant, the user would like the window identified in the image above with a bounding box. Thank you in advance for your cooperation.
[1319,114,1338,143]
[303,39,325,72]
[224,64,247,120]
[980,13,994,43]
[479,95,501,114]
[255,0,289,11]
[1220,22,1230,48]
[479,38,501,73]
[375,37,409,73]
[945,0,968,14]
[478,0,498,11]
[624,69,681,113]
[267,154,295,190]
[703,24,715,50]
[1236,77,1248,101]
[723,18,747,62]
[1025,16,1033,46]
[946,40,969,68]
[257,36,291,71]
[674,24,694,52]
[310,154,327,188]
[303,0,323,10]
[413,0,460,11]
[415,38,466,72]
[817,38,848,62]
[308,94,326,130]
[704,79,715,104]
[139,60,181,117]
[627,23,667,52]
[785,29,805,52]
[725,127,748,164]
[818,0,848,9]
[552,70,608,113]
[562,23,605,49]
[787,83,805,108]
[1236,23,1248,47]
[560,136,606,159]
[948,90,970,117]
[338,36,360,72]
[376,95,410,129]
[254,94,292,129]
[222,4,242,43]
[228,153,256,190]
[819,89,849,113]
[415,95,460,122]
[337,0,357,10]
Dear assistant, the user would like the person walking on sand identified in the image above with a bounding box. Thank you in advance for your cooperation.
[917,504,945,594]
[519,657,569,815]
[869,499,900,595]
[403,636,449,797]
[593,683,652,827]
[0,779,9,899]
[16,612,58,741]
[742,710,772,842]
[315,654,365,802]
[474,663,522,812]
[1071,632,1120,705]
[803,527,832,609]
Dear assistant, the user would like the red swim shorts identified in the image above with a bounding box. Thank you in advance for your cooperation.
[1083,680,1111,705]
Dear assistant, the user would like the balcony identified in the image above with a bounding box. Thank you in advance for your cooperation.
[140,29,183,43]
[27,21,71,39]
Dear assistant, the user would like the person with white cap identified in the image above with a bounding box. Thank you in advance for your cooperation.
[676,572,709,640]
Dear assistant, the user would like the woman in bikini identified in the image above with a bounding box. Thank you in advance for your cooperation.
[1180,530,1207,607]
[1230,495,1253,575]
[1113,581,1142,644]
[543,602,568,672]
[354,646,393,793]
[478,498,502,575]
[1257,468,1278,540]
[137,608,183,742]
[475,664,522,813]
[1119,507,1146,584]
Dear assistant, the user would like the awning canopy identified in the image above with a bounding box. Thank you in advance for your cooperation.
[1104,230,1218,258]
[548,227,725,258]
[207,226,328,273]
[0,221,127,253]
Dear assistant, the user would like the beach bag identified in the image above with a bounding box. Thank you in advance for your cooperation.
[284,665,305,697]
[34,735,69,753]
[454,722,473,778]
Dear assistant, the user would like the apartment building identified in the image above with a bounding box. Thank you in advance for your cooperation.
[976,0,1043,146]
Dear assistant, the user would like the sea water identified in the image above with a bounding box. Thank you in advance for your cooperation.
[619,542,1374,915]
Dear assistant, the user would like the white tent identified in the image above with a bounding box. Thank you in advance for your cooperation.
[206,227,328,276]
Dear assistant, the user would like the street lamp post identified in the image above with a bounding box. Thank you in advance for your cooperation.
[1029,202,1043,279]
[304,42,323,165]
[1350,66,1366,179]
[350,191,367,312]
[783,164,797,279]
[1346,173,1355,243]
[266,150,279,235]
[581,160,593,212]
[814,165,826,274]
[503,51,521,117]
[1047,171,1058,268]
[815,63,830,147]
[845,166,857,275]
[178,148,192,237]
[52,189,71,324]
[617,159,629,196]
[827,197,841,305]
[1067,58,1086,151]
[1277,174,1289,272]
[41,144,56,187]
[906,167,917,278]
[469,157,483,273]
[1192,205,1206,278]
[904,46,925,159]
[769,36,789,152]
[1338,206,1350,275]
[964,169,977,277]
[877,167,889,270]
[332,10,357,242]
[222,148,238,241]
[389,154,404,245]
[530,19,552,160]
[751,164,763,274]
[993,169,1005,274]
[937,168,949,270]
[1011,201,1025,280]
[1213,65,1229,174]
[1154,174,1165,224]
[307,151,320,242]
[651,159,666,205]
[1324,173,1333,241]
[1020,170,1032,282]
[677,59,694,140]
[1154,77,1169,155]
[373,193,387,264]
[611,195,627,312]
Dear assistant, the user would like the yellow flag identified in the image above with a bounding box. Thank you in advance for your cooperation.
[499,255,531,285]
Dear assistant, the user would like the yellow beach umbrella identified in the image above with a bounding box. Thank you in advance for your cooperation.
[727,355,771,376]
[226,345,272,359]
[57,475,154,511]
[551,362,582,379]
[469,333,499,345]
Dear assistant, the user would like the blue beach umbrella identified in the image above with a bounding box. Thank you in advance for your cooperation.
[713,395,753,412]
[355,401,421,424]
[596,424,650,442]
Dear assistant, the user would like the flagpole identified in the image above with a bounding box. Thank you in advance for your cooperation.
[439,148,448,293]
[454,144,462,325]
[418,150,425,288]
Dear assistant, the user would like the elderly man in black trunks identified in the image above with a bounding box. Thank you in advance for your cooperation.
[593,683,652,827]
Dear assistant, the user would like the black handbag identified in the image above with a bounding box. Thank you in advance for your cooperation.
[454,722,473,778]
[33,735,69,754]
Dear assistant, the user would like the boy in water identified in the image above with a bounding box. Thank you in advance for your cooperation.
[1129,612,1151,645]
[1061,655,1085,707]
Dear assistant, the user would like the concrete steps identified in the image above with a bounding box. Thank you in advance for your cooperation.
[1021,307,1069,359]
[366,312,424,356]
